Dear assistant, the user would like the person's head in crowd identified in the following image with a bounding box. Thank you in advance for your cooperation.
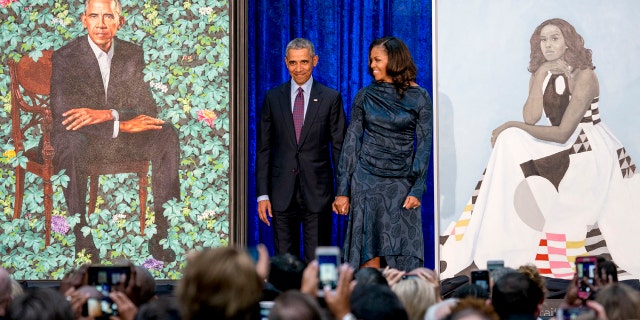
[517,264,546,304]
[7,287,74,320]
[350,283,409,320]
[268,290,323,320]
[445,297,499,320]
[176,247,263,320]
[135,265,158,305]
[136,296,181,320]
[594,283,640,320]
[0,267,11,318]
[489,266,517,287]
[491,271,543,320]
[425,298,459,320]
[354,267,388,286]
[268,253,306,293]
[453,284,490,300]
[9,279,22,300]
[391,276,438,320]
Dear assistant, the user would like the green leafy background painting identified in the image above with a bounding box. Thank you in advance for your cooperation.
[0,0,230,280]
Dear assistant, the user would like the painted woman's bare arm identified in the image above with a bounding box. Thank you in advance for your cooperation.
[509,69,597,143]
[493,69,598,146]
[522,74,544,125]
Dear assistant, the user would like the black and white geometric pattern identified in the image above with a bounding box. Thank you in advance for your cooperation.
[617,147,636,179]
[569,129,592,154]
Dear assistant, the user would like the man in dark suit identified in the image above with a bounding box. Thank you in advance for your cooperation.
[256,38,347,262]
[50,0,179,262]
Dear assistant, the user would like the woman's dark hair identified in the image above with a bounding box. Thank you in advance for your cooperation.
[354,267,388,286]
[594,283,640,320]
[368,37,417,97]
[7,287,75,320]
[528,18,594,73]
[135,296,181,320]
[268,253,306,293]
[268,291,323,320]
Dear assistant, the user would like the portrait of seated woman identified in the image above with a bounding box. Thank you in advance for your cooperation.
[440,17,640,280]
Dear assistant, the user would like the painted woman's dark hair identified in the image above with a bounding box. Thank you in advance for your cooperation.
[528,18,594,73]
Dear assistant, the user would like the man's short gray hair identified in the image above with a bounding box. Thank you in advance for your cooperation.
[85,0,122,17]
[286,38,316,57]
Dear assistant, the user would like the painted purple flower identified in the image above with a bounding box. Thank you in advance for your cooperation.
[143,258,164,271]
[51,215,70,234]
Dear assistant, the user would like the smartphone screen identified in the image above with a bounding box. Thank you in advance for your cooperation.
[82,266,130,318]
[557,307,595,320]
[470,270,491,294]
[86,266,130,289]
[259,301,275,320]
[84,296,118,319]
[316,247,340,296]
[575,256,597,299]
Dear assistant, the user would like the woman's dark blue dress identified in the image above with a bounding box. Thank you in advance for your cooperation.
[336,82,433,271]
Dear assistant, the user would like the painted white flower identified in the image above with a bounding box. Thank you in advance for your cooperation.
[198,210,216,221]
[198,7,213,16]
[112,213,127,222]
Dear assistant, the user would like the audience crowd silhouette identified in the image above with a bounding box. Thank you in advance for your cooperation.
[0,246,639,320]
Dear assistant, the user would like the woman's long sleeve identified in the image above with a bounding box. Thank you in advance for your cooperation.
[336,90,366,197]
[408,93,433,198]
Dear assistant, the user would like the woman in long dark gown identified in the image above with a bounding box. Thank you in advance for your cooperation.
[333,37,433,271]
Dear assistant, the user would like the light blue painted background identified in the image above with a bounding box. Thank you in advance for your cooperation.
[436,0,640,229]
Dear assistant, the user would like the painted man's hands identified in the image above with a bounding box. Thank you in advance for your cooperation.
[62,108,112,131]
[119,115,164,133]
[63,109,164,134]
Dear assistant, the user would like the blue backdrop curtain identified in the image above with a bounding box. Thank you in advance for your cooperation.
[247,0,435,268]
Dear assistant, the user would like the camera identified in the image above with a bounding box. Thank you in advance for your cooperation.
[316,246,340,297]
[470,270,491,294]
[81,265,130,319]
[575,256,597,300]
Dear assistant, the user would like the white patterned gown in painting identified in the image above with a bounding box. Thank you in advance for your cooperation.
[440,72,640,280]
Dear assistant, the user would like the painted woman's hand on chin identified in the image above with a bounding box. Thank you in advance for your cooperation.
[538,59,570,75]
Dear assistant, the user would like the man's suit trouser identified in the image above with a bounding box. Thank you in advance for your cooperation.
[272,177,332,263]
[52,123,180,237]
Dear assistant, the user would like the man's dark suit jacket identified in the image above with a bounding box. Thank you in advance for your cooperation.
[50,35,157,138]
[256,80,346,213]
[49,35,179,219]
